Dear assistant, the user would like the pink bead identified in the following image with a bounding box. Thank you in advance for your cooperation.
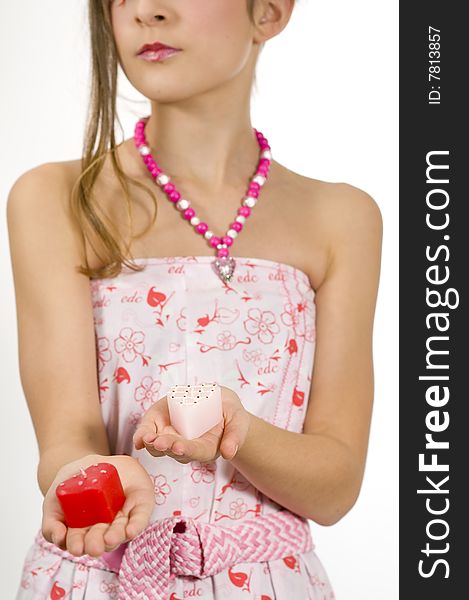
[183,208,195,220]
[143,155,152,164]
[250,182,260,191]
[196,222,208,234]
[169,191,181,202]
[217,248,229,258]
[239,206,251,217]
[257,167,268,176]
[259,158,270,167]
[248,189,259,198]
[210,236,221,248]
[163,183,175,194]
[151,168,160,177]
[231,221,243,232]
[222,235,233,246]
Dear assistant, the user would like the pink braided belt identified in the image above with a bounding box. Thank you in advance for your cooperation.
[35,509,314,600]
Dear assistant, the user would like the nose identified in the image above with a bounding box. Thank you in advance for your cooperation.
[134,0,169,26]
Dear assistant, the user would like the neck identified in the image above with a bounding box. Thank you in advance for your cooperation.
[135,84,262,196]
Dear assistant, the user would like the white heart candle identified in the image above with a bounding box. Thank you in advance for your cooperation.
[167,382,223,440]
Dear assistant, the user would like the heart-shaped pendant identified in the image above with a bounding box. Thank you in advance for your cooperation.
[212,256,236,283]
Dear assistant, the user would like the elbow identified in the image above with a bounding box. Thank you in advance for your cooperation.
[313,497,358,527]
[312,492,360,526]
[309,463,364,526]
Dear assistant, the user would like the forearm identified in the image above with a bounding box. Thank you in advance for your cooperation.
[231,413,361,526]
[37,436,111,496]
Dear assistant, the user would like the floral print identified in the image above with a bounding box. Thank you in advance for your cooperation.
[151,474,172,506]
[244,307,280,344]
[16,256,335,599]
[134,375,161,411]
[191,461,217,485]
[114,327,146,363]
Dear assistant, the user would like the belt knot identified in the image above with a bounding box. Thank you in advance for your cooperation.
[117,510,313,599]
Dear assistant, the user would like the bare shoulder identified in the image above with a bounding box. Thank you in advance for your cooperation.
[290,168,383,237]
[301,176,383,292]
[274,164,382,288]
[8,159,80,196]
[7,159,78,216]
[311,181,383,300]
[313,179,382,247]
[7,159,87,271]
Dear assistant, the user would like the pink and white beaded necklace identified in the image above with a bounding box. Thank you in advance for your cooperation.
[133,116,272,283]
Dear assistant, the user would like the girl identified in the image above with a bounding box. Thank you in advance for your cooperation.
[9,0,382,598]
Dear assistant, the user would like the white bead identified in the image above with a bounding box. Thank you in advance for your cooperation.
[235,215,246,224]
[204,231,214,240]
[243,196,257,208]
[261,149,272,160]
[227,229,238,238]
[252,175,266,186]
[156,173,170,186]
[138,145,151,156]
[177,199,190,210]
[190,216,200,226]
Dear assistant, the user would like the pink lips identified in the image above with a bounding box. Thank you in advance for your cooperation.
[137,41,181,62]
[138,47,181,62]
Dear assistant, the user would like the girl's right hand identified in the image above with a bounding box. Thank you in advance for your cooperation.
[41,454,155,558]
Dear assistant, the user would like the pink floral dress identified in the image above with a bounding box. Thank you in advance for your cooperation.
[16,256,336,599]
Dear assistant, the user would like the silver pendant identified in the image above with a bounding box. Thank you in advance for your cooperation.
[212,256,236,283]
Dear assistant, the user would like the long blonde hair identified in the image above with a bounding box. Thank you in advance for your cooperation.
[73,0,261,280]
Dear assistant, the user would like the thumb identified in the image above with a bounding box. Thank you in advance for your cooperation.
[219,409,249,461]
[123,489,154,540]
[42,495,67,547]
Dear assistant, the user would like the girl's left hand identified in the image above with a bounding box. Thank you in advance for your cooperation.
[132,385,251,464]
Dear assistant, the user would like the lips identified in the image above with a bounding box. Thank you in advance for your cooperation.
[138,48,181,62]
[137,41,179,55]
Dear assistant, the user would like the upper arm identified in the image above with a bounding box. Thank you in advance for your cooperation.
[6,163,110,458]
[303,183,383,487]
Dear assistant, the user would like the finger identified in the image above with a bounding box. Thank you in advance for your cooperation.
[133,424,158,450]
[133,399,173,449]
[103,511,130,550]
[143,440,166,458]
[170,437,214,463]
[66,527,87,556]
[219,409,247,460]
[139,397,170,430]
[124,494,154,540]
[152,433,182,452]
[133,416,159,444]
[42,497,67,549]
[83,522,112,557]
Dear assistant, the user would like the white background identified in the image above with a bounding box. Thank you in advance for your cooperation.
[0,1,398,598]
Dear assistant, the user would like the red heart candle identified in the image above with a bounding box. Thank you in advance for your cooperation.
[55,462,126,528]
